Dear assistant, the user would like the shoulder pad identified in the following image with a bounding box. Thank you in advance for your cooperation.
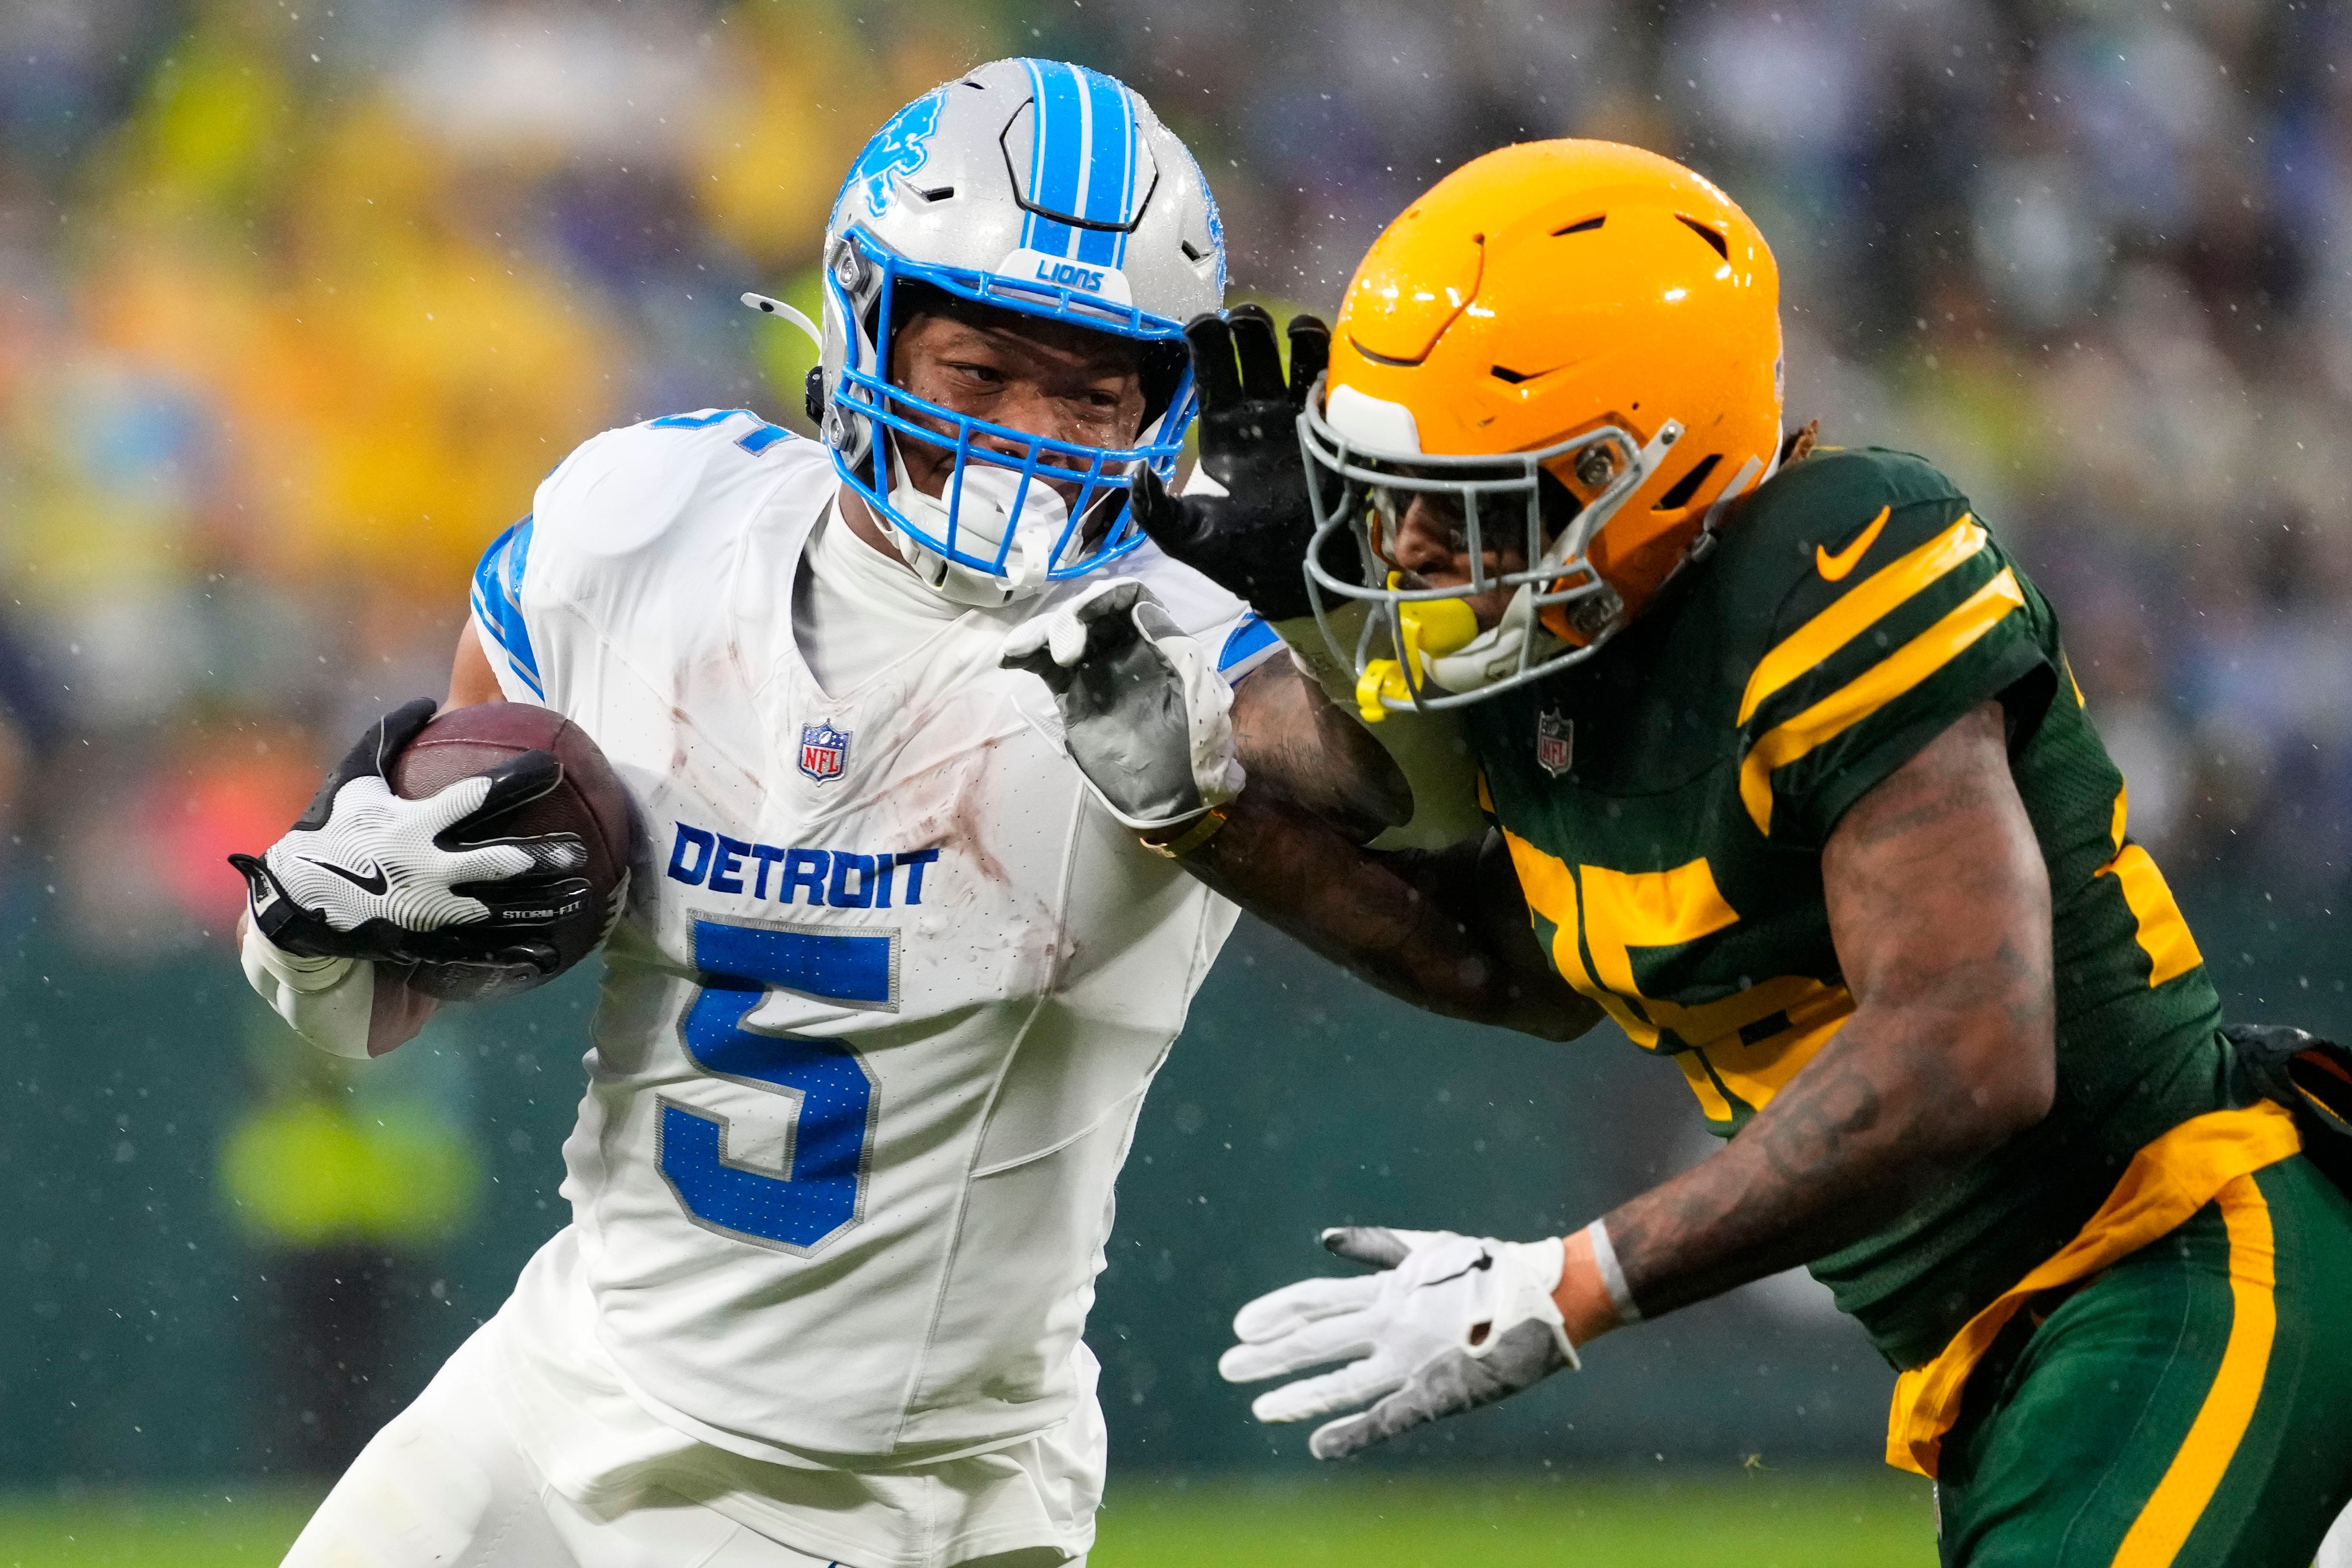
[528,410,823,574]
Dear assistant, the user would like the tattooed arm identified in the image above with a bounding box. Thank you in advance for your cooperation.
[1554,701,2055,1339]
[1228,648,1415,844]
[1185,658,1600,1042]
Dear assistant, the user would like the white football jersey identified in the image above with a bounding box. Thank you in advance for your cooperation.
[467,408,1276,1469]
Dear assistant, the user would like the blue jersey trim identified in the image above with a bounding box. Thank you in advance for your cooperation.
[470,517,543,698]
[1217,615,1278,673]
[649,408,794,455]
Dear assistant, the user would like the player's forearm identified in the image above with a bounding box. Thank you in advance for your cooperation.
[367,966,440,1055]
[1593,1003,2029,1320]
[1181,789,1595,1040]
[1570,703,2055,1329]
[1230,656,1410,844]
[237,909,440,1059]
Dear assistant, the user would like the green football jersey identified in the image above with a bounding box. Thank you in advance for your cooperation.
[1465,445,2236,1370]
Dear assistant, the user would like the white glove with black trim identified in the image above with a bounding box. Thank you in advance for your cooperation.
[229,698,589,975]
[1219,1225,1577,1460]
[1001,578,1245,831]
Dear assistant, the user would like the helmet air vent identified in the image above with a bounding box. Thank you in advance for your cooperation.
[1552,214,1605,236]
[1181,240,1206,262]
[1653,452,1722,510]
[915,185,955,202]
[1677,215,1729,259]
[1491,364,1534,384]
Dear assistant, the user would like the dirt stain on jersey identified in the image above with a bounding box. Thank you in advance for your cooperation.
[904,733,1009,886]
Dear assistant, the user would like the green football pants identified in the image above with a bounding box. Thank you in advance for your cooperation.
[1934,1153,2352,1566]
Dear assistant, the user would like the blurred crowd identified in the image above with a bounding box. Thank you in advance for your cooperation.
[4,0,2349,953]
[7,0,2349,1477]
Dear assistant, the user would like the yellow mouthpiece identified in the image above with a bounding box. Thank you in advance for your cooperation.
[1399,593,1479,665]
[1356,582,1481,722]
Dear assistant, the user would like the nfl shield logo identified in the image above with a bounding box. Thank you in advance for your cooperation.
[799,720,850,783]
[1536,709,1574,778]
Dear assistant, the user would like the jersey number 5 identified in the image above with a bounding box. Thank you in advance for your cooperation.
[656,918,892,1254]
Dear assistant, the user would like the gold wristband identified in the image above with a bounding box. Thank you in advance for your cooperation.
[1139,805,1229,860]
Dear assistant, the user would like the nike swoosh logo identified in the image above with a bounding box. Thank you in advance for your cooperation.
[1815,506,1891,582]
[303,856,389,897]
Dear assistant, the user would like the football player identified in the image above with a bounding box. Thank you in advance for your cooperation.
[232,61,1513,1568]
[1019,141,2352,1564]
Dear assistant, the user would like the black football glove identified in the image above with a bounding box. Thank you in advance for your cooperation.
[229,698,589,981]
[1130,304,1333,622]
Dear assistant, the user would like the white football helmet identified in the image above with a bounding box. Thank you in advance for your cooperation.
[808,59,1226,605]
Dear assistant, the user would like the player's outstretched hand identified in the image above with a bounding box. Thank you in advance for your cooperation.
[1130,304,1330,622]
[1219,1225,1577,1460]
[229,698,591,975]
[1002,578,1244,832]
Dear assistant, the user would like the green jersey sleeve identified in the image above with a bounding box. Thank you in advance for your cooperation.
[1728,450,2056,848]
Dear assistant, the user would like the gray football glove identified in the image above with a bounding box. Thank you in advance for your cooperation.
[1220,1225,1577,1460]
[230,698,589,975]
[1001,578,1245,832]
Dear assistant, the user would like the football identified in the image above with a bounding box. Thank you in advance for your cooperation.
[389,701,636,1000]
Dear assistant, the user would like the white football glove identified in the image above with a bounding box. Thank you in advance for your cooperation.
[1220,1225,1577,1460]
[1001,577,1245,831]
[231,699,589,973]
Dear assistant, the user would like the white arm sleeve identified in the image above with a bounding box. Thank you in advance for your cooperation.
[239,920,376,1061]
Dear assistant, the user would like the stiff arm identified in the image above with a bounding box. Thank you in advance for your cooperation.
[1186,657,1599,1043]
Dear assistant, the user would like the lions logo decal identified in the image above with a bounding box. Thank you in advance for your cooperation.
[845,90,944,219]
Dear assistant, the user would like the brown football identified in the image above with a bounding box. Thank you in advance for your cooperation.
[389,702,636,1000]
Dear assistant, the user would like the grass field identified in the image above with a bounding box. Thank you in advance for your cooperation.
[0,1468,1937,1566]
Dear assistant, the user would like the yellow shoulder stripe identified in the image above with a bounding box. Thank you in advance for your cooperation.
[1738,514,1989,727]
[1739,566,2025,835]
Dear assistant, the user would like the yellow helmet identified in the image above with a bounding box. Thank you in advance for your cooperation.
[1300,140,1784,717]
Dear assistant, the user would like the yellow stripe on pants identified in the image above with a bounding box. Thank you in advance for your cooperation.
[2110,1172,2279,1567]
